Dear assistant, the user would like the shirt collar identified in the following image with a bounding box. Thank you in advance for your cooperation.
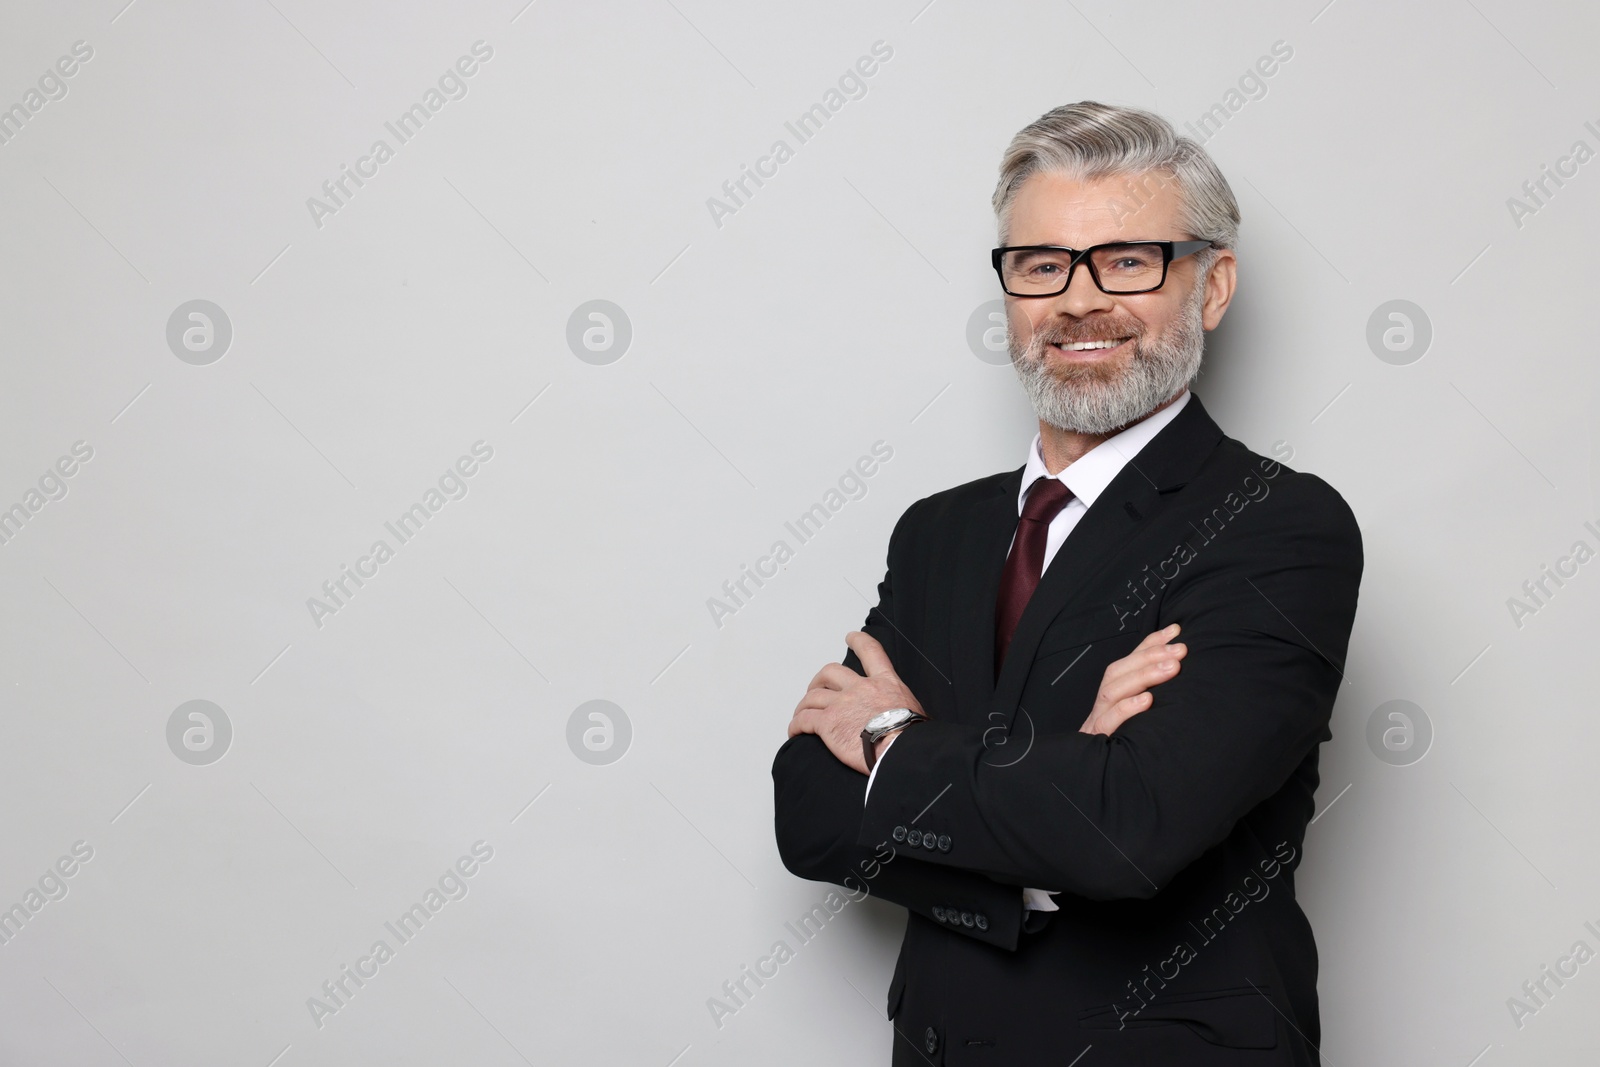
[1017,389,1191,514]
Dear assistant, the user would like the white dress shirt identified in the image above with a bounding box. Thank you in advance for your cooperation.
[864,390,1190,912]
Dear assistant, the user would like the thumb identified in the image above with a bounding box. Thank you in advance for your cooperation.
[845,631,895,676]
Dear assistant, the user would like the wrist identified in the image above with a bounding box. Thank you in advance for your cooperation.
[873,729,903,763]
[861,707,926,772]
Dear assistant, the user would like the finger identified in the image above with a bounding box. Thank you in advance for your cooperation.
[1099,635,1184,687]
[1099,640,1186,692]
[1081,694,1158,735]
[1094,658,1178,714]
[791,687,836,717]
[805,664,836,692]
[807,663,857,691]
[1098,692,1156,734]
[1120,635,1186,673]
[1098,656,1183,707]
[788,707,818,737]
[1132,623,1180,652]
[1080,691,1153,735]
[845,631,896,677]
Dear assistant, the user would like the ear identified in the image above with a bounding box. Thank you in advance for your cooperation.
[1200,248,1237,331]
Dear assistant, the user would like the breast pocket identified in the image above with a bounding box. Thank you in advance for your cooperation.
[1033,603,1151,665]
[1025,605,1154,713]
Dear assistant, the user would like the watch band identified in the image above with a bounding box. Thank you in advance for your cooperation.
[862,711,926,772]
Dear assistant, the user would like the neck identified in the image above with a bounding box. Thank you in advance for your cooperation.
[1035,390,1185,475]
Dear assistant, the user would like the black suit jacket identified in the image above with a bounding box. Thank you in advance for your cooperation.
[772,394,1362,1065]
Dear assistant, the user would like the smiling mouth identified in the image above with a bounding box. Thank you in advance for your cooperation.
[1050,337,1131,353]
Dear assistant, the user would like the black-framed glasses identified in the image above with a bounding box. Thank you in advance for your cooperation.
[991,240,1212,297]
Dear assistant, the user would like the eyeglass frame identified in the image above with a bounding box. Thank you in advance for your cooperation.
[990,239,1213,297]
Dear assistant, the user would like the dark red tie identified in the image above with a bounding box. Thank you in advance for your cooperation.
[995,477,1074,673]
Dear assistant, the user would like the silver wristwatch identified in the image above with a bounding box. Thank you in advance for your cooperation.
[861,707,927,772]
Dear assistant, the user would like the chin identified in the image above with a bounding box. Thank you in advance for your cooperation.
[1040,359,1124,389]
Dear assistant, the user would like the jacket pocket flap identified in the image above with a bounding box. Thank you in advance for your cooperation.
[1077,986,1279,1050]
[1034,604,1144,659]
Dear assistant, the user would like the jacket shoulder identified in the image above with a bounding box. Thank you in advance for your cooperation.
[908,468,1015,517]
[1205,436,1362,547]
[889,468,1012,536]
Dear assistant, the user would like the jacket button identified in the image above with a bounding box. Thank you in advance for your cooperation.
[892,825,906,842]
[924,1026,939,1054]
[961,911,974,927]
[932,905,945,921]
[906,830,922,847]
[936,834,951,852]
[921,832,936,850]
[975,913,988,931]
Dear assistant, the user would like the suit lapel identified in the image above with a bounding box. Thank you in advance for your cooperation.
[988,393,1227,719]
[948,468,1022,726]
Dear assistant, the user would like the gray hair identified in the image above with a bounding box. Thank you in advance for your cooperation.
[992,101,1240,261]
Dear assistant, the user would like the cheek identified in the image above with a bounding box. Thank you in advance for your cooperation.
[1009,302,1056,341]
[1139,315,1173,341]
[1125,298,1179,339]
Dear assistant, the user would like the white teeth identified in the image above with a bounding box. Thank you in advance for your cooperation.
[1055,339,1126,351]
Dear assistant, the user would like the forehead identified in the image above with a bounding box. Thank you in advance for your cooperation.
[1007,169,1185,246]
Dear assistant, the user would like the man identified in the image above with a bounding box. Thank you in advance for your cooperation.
[771,101,1362,1065]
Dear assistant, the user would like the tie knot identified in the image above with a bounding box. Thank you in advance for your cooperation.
[1020,477,1073,523]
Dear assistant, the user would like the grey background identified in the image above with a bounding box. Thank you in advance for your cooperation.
[0,0,1596,1064]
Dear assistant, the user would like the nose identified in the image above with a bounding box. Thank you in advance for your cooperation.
[1049,257,1116,318]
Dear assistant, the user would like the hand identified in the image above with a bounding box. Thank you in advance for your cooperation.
[788,631,925,775]
[1079,624,1186,736]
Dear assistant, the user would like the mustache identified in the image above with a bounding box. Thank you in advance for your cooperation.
[1023,317,1147,351]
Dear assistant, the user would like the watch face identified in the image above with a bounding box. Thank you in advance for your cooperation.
[868,708,912,734]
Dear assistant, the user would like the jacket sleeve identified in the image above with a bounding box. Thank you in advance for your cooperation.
[771,497,1032,950]
[774,734,1033,949]
[857,476,1363,901]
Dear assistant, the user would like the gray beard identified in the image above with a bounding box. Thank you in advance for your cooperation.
[1006,277,1207,436]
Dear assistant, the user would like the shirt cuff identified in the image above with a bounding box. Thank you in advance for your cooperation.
[862,731,900,805]
[1021,887,1060,912]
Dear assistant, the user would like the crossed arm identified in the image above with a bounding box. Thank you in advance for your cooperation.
[773,628,1183,950]
[772,484,1360,946]
[788,626,1187,775]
